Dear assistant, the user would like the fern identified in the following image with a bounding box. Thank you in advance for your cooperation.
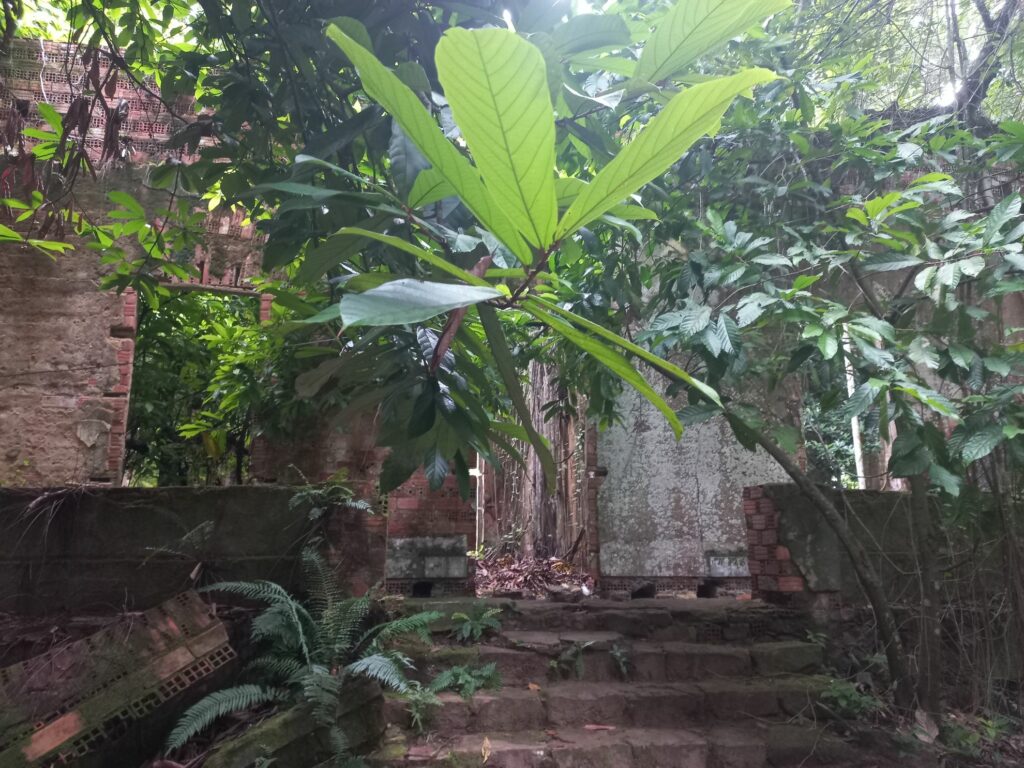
[428,663,501,700]
[246,654,306,686]
[357,610,443,652]
[320,596,370,660]
[165,685,286,751]
[302,547,343,621]
[172,551,439,759]
[346,652,411,693]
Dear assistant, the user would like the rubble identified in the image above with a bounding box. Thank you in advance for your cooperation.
[0,592,235,767]
[473,554,595,600]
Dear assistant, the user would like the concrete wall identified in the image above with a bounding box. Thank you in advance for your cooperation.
[0,486,386,614]
[596,387,788,589]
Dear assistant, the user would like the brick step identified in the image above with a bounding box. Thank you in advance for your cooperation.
[385,677,831,734]
[370,723,897,767]
[404,597,811,642]
[409,637,822,686]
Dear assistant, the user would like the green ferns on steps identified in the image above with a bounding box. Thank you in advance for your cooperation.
[166,549,442,762]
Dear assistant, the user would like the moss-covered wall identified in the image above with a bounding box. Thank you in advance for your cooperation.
[0,486,385,614]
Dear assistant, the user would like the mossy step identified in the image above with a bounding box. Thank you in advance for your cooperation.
[398,597,810,642]
[369,722,920,767]
[399,638,822,686]
[385,676,833,734]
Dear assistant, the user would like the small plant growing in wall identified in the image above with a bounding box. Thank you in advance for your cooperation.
[403,681,442,734]
[549,641,593,680]
[610,644,632,681]
[450,606,503,644]
[428,663,502,700]
[288,468,372,524]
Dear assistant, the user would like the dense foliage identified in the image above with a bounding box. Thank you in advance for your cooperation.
[4,0,1024,728]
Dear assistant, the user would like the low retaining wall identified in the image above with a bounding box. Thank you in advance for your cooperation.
[0,486,386,614]
[743,484,915,608]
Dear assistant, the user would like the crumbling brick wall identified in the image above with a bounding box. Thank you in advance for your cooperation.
[0,237,137,485]
[1,39,264,486]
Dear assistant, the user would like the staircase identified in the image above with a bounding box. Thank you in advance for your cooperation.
[373,598,905,767]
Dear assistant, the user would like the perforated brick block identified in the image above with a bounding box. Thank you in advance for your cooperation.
[0,592,235,767]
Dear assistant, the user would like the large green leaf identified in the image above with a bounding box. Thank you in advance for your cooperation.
[556,68,777,238]
[436,28,558,250]
[326,23,533,264]
[552,14,631,56]
[338,279,500,327]
[478,305,556,492]
[295,214,390,281]
[526,296,721,406]
[409,168,456,207]
[525,303,685,439]
[333,228,491,287]
[632,0,790,87]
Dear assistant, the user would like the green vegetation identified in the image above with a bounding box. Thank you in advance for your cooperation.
[4,0,1024,745]
[166,550,441,761]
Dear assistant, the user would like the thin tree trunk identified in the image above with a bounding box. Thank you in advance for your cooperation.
[749,422,916,709]
[910,473,943,715]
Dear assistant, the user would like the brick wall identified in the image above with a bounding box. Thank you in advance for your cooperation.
[0,241,138,485]
[743,486,807,599]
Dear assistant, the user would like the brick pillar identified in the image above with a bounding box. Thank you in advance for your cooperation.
[743,486,806,599]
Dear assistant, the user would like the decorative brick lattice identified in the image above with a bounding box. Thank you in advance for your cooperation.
[0,592,235,765]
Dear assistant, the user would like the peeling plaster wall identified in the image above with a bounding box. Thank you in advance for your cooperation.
[596,388,789,579]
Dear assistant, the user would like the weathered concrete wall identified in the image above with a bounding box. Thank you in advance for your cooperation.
[0,486,386,614]
[596,387,789,587]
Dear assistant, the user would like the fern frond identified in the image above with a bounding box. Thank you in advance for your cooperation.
[245,654,307,686]
[300,665,343,718]
[301,547,343,621]
[165,684,287,751]
[357,610,443,651]
[201,579,297,605]
[321,596,370,659]
[346,652,410,693]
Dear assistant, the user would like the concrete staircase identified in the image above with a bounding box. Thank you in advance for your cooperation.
[372,598,903,767]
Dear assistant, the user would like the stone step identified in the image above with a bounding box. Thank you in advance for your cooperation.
[409,638,822,686]
[403,597,810,642]
[371,723,896,767]
[385,677,831,734]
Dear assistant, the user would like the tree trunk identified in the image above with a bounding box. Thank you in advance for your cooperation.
[749,422,916,709]
[909,474,943,715]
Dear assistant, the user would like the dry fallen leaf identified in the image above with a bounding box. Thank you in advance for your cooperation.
[913,709,939,744]
[583,724,616,731]
[481,735,492,763]
[527,682,541,692]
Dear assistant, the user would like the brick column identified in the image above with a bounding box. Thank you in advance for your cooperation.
[743,486,806,598]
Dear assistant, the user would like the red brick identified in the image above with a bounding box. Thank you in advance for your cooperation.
[764,559,780,575]
[759,528,778,545]
[746,529,761,546]
[749,513,767,530]
[777,576,805,592]
[756,575,778,591]
[747,560,765,575]
[757,498,775,513]
[779,560,800,577]
[745,486,765,499]
[751,545,769,561]
[742,499,758,514]
[775,545,791,561]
